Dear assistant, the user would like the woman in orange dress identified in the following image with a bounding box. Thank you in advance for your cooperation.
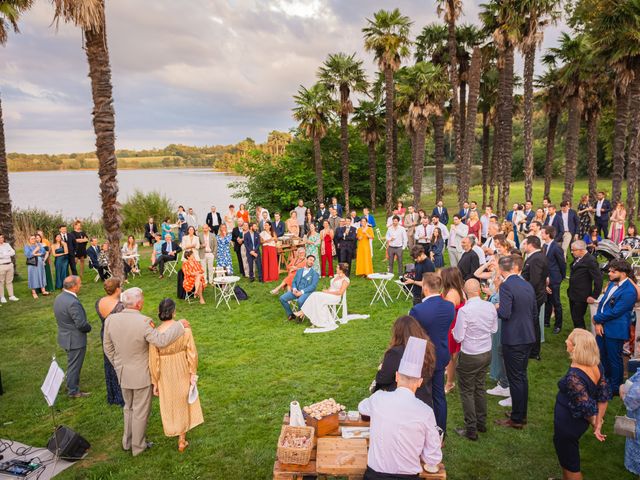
[181,250,206,304]
[270,247,306,295]
[440,267,466,394]
[236,204,250,224]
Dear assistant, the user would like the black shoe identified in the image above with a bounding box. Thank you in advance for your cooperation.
[288,314,295,321]
[145,442,154,450]
[544,323,550,328]
[68,391,91,398]
[553,327,561,334]
[477,425,487,433]
[529,354,541,361]
[454,427,477,441]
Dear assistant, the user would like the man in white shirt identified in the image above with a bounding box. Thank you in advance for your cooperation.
[469,235,487,265]
[186,208,198,230]
[386,209,401,227]
[386,215,408,276]
[198,224,217,284]
[480,206,492,242]
[0,233,18,302]
[452,279,498,440]
[294,199,307,227]
[482,224,499,262]
[448,214,468,267]
[426,215,449,243]
[414,217,431,250]
[359,337,442,478]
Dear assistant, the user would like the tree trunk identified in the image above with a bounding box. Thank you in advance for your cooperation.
[339,86,350,212]
[433,102,446,201]
[626,74,640,218]
[0,94,16,273]
[481,107,490,208]
[384,67,394,215]
[460,79,467,145]
[392,119,398,201]
[543,109,558,201]
[563,94,581,203]
[446,5,462,194]
[523,44,536,202]
[586,108,599,203]
[491,107,501,211]
[459,47,481,208]
[313,135,324,204]
[498,44,514,217]
[413,121,428,208]
[368,141,377,210]
[612,84,630,203]
[84,10,122,280]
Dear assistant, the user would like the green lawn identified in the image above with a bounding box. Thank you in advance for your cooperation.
[0,187,635,480]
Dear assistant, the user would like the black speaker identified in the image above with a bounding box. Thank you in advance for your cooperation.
[47,426,90,461]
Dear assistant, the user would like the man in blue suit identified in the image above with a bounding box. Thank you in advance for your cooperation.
[458,201,470,223]
[541,226,567,334]
[432,200,449,225]
[409,272,455,432]
[243,222,262,282]
[523,200,535,228]
[495,255,537,429]
[279,255,319,321]
[559,200,580,256]
[543,204,564,243]
[594,191,612,239]
[594,258,637,394]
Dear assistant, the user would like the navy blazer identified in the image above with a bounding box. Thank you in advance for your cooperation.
[524,210,535,226]
[594,199,612,222]
[544,213,565,240]
[161,240,181,257]
[335,226,357,252]
[409,295,455,371]
[87,244,100,268]
[497,275,537,346]
[243,231,260,255]
[566,209,579,236]
[458,208,470,222]
[332,204,344,218]
[432,207,449,225]
[273,221,285,237]
[544,241,566,285]
[594,279,637,340]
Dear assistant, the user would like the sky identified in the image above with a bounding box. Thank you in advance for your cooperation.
[1,0,569,154]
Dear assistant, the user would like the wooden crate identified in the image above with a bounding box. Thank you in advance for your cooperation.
[305,412,339,437]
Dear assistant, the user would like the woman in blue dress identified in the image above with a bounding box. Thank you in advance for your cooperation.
[553,329,609,479]
[429,227,445,268]
[24,234,49,299]
[51,234,69,289]
[621,370,640,476]
[216,224,233,274]
[161,217,175,241]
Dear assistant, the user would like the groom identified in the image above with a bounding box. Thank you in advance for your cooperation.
[279,255,319,322]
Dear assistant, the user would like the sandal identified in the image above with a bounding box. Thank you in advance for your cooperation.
[178,440,189,452]
[445,383,456,394]
[32,292,38,299]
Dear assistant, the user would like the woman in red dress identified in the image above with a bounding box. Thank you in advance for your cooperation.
[467,210,481,239]
[440,267,466,393]
[320,220,335,277]
[260,221,279,282]
[182,250,206,304]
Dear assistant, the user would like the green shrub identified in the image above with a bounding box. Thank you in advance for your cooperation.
[12,208,103,244]
[120,190,174,235]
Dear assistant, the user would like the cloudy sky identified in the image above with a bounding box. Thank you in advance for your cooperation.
[1,0,569,154]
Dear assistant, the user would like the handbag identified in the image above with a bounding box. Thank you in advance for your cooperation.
[613,415,637,439]
[26,256,37,266]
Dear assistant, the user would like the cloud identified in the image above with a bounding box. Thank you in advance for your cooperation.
[0,0,569,154]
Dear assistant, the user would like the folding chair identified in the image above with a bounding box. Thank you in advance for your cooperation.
[375,227,388,251]
[329,292,348,324]
[164,252,182,278]
[394,279,412,301]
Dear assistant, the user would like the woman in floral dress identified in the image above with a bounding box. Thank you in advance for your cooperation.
[216,224,233,274]
[304,222,321,274]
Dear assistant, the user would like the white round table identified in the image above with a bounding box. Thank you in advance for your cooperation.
[367,273,394,306]
[213,275,240,309]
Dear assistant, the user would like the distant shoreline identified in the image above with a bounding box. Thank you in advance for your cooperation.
[9,166,235,174]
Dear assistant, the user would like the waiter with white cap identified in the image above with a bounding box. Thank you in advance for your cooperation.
[358,337,442,479]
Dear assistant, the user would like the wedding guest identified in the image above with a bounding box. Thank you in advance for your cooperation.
[239,221,251,276]
[236,203,250,224]
[430,227,445,268]
[273,212,285,237]
[24,234,49,298]
[620,371,640,476]
[356,218,374,277]
[320,220,335,278]
[144,217,158,244]
[567,240,602,330]
[414,217,431,250]
[260,221,279,282]
[533,208,546,227]
[583,226,601,255]
[181,226,200,261]
[553,329,609,479]
[95,277,125,406]
[448,215,469,268]
[303,211,315,237]
[442,267,466,395]
[149,234,164,272]
[177,206,188,242]
[543,197,551,215]
[468,210,482,240]
[216,224,234,275]
[98,242,111,277]
[242,222,262,282]
[186,207,198,231]
[610,202,627,244]
[121,235,140,274]
[373,315,436,408]
[593,258,638,394]
[0,233,17,302]
[426,215,449,243]
[70,220,89,277]
[459,202,470,223]
[231,219,246,277]
[403,245,435,305]
[620,224,640,259]
[258,210,270,232]
[396,200,406,220]
[161,217,175,240]
[560,200,580,255]
[316,202,330,224]
[328,208,341,231]
[386,215,407,276]
[150,299,204,452]
[577,195,593,239]
[198,224,217,285]
[36,231,53,292]
[59,225,75,276]
[522,235,549,360]
[330,197,343,218]
[224,204,236,232]
[279,255,319,321]
[499,220,516,248]
[541,226,567,334]
[362,207,376,228]
[348,210,360,227]
[295,262,351,332]
[594,191,611,239]
[304,222,321,274]
[405,206,419,250]
[205,206,222,235]
[294,199,307,230]
[432,200,449,225]
[452,279,498,440]
[103,288,186,456]
[182,250,206,304]
[158,234,182,278]
[479,207,491,242]
[457,236,480,281]
[255,206,270,223]
[286,211,300,237]
[271,247,306,295]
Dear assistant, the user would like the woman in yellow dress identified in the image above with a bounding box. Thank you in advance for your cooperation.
[356,217,374,277]
[149,299,204,452]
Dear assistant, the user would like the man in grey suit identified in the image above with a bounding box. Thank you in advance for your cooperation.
[198,224,218,284]
[103,287,187,456]
[53,275,91,398]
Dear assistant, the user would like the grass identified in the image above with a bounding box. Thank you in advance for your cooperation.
[0,186,635,480]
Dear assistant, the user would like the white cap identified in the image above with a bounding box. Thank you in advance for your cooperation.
[398,336,427,379]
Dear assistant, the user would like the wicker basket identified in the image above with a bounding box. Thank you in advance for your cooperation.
[277,425,315,465]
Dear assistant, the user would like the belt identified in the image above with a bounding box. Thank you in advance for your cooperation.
[0,262,11,265]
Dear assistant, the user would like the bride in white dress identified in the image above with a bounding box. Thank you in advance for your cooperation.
[295,263,350,332]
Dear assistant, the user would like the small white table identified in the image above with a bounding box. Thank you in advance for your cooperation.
[213,275,240,309]
[368,273,394,306]
[394,279,412,301]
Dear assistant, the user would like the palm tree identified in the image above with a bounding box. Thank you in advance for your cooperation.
[456,24,486,146]
[395,62,450,208]
[363,9,412,215]
[292,83,335,204]
[317,53,368,212]
[459,46,482,206]
[353,98,385,210]
[517,0,560,202]
[479,48,499,208]
[0,0,32,262]
[53,0,123,278]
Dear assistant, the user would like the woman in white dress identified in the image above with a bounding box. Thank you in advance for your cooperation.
[181,226,201,261]
[294,263,350,332]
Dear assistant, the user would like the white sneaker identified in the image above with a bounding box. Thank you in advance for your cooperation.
[8,296,18,301]
[487,385,510,397]
[0,297,6,303]
[499,397,512,407]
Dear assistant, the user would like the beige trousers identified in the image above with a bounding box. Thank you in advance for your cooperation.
[0,263,13,297]
[201,252,215,284]
[121,385,153,456]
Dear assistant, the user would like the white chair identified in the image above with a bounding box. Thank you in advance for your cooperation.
[329,292,348,324]
[394,279,412,301]
[164,252,182,278]
[375,227,388,251]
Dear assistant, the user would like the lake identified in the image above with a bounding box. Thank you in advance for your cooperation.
[9,168,246,219]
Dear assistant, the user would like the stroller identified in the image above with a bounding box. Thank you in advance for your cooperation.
[594,239,624,272]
